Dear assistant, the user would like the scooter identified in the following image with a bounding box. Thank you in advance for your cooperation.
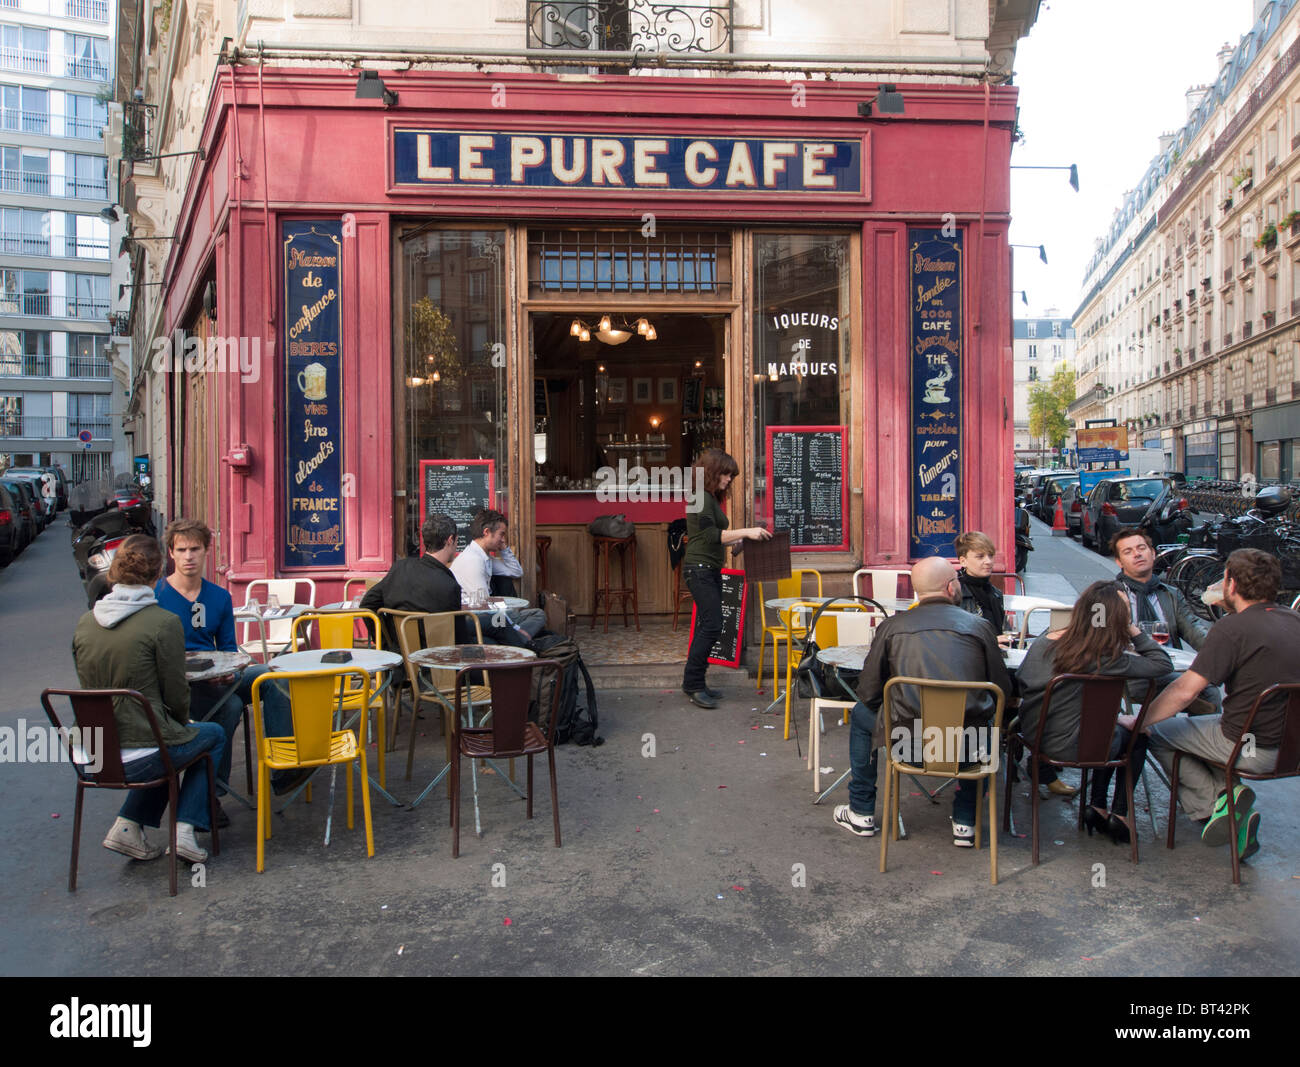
[72,496,157,607]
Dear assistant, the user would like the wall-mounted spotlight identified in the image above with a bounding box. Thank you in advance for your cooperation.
[356,70,398,107]
[857,85,904,118]
[1012,243,1049,265]
[100,206,120,223]
[1012,163,1080,192]
[1012,290,1030,307]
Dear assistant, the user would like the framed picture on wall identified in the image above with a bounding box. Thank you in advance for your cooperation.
[681,376,703,418]
[658,377,678,404]
[607,378,627,405]
[633,378,653,404]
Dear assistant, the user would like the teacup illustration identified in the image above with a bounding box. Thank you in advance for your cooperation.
[298,362,327,400]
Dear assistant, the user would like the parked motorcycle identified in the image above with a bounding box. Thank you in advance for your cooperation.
[72,496,157,607]
[1137,483,1195,549]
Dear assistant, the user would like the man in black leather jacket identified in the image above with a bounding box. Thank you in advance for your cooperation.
[834,557,1014,847]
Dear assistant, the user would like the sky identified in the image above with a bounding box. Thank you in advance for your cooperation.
[1009,0,1259,320]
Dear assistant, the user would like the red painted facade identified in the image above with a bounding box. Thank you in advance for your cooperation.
[160,68,1017,602]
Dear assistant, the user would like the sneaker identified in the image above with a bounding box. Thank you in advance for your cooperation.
[950,818,975,847]
[101,817,165,861]
[1201,784,1256,847]
[833,804,876,837]
[1236,810,1261,861]
[167,822,209,864]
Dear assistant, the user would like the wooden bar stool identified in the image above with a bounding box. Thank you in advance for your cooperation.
[590,534,640,633]
[535,535,552,591]
[672,559,693,631]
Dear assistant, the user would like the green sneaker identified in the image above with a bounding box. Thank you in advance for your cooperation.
[1200,784,1256,847]
[1235,810,1261,861]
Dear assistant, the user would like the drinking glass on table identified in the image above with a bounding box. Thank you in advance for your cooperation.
[266,593,281,614]
[1151,621,1170,646]
[246,597,262,616]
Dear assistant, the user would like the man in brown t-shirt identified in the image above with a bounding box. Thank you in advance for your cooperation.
[1121,549,1300,859]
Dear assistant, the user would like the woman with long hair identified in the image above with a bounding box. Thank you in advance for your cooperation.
[72,534,226,867]
[681,448,771,708]
[1014,580,1172,843]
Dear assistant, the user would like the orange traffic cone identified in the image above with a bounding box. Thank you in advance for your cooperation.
[1051,497,1068,536]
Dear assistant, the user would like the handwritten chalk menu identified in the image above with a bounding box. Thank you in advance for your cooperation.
[687,568,748,667]
[765,426,848,550]
[419,459,495,549]
[908,227,963,559]
[284,221,345,568]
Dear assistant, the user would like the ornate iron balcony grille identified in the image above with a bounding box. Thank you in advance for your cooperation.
[526,1,734,56]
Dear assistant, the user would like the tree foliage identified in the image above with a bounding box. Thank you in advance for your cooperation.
[1028,364,1075,450]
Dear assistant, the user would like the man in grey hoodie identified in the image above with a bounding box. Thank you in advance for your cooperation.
[72,535,225,865]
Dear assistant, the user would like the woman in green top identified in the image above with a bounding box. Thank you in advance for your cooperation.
[682,449,771,708]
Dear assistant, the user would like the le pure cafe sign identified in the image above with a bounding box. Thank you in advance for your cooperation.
[393,130,865,195]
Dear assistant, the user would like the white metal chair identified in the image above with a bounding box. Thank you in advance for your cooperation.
[806,609,880,792]
[239,578,317,660]
[1017,603,1073,646]
[852,568,911,605]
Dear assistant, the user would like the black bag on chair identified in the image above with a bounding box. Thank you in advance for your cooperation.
[793,596,887,700]
[588,513,635,539]
[529,634,603,747]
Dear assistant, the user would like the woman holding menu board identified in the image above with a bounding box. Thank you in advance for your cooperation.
[682,449,772,708]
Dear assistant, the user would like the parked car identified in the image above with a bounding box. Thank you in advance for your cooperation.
[0,482,17,564]
[1039,473,1080,525]
[1058,479,1087,537]
[1027,470,1078,520]
[0,478,38,550]
[6,473,51,531]
[4,464,67,511]
[1080,476,1172,554]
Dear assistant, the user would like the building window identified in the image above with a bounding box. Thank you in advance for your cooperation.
[1028,365,1038,381]
[1027,322,1037,337]
[66,152,106,199]
[529,228,730,295]
[0,25,48,75]
[1027,344,1037,359]
[63,92,105,140]
[1052,321,1062,337]
[67,272,107,317]
[67,390,108,436]
[64,33,108,81]
[68,332,108,376]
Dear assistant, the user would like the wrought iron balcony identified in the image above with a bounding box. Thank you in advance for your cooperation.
[526,1,734,55]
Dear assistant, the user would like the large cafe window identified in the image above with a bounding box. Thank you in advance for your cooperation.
[752,232,853,547]
[397,226,507,556]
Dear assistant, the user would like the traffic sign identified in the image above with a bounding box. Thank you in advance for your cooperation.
[77,430,93,443]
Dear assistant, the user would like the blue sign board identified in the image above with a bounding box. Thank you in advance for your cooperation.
[1078,447,1129,463]
[1078,468,1129,496]
[283,221,345,568]
[393,129,864,195]
[908,228,963,558]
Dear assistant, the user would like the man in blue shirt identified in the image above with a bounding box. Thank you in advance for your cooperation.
[156,519,308,815]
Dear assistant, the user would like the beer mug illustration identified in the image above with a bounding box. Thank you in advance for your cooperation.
[297,362,327,400]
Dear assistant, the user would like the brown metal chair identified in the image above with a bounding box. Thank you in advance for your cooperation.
[450,659,563,858]
[41,687,221,897]
[1166,682,1300,884]
[879,677,1007,885]
[1007,676,1156,866]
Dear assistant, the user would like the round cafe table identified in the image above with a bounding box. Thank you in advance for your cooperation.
[269,647,404,810]
[185,649,254,804]
[233,602,311,661]
[406,644,537,830]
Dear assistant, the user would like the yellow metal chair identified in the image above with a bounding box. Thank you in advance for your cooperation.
[756,568,823,697]
[289,610,392,789]
[251,667,374,873]
[879,677,1007,885]
[391,611,492,787]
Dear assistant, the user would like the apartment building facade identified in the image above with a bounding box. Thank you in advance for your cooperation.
[1012,310,1074,461]
[0,0,117,482]
[1073,0,1300,483]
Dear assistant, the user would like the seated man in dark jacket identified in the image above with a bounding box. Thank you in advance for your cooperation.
[361,513,470,649]
[834,556,1015,846]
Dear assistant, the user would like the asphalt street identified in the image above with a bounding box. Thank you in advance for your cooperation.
[1,513,1297,977]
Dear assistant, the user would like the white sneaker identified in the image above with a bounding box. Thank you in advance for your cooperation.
[167,822,209,864]
[833,805,877,837]
[102,817,165,861]
[950,818,975,848]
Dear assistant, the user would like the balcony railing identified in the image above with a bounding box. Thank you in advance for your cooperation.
[526,1,734,55]
[66,0,110,21]
[64,58,109,81]
[0,170,105,199]
[0,109,49,134]
[0,233,49,256]
[0,293,108,318]
[0,414,111,440]
[0,46,49,75]
[0,353,111,378]
[63,116,103,139]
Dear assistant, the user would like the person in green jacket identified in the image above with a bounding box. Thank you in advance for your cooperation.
[681,449,771,708]
[72,534,225,865]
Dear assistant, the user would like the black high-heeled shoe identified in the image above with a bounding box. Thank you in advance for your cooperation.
[1084,806,1109,837]
[1107,813,1132,845]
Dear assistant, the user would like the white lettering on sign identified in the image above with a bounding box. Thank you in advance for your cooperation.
[511,136,546,182]
[762,142,797,186]
[770,313,840,331]
[591,139,627,185]
[724,142,757,187]
[634,139,669,186]
[458,134,495,181]
[803,143,836,188]
[416,134,452,181]
[685,140,719,185]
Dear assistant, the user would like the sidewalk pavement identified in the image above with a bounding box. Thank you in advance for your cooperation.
[1,515,1297,977]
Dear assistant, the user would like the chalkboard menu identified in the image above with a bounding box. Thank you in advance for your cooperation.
[418,459,495,549]
[765,425,848,550]
[687,568,748,667]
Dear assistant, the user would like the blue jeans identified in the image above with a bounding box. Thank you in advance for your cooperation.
[118,721,226,831]
[190,664,292,790]
[848,701,983,825]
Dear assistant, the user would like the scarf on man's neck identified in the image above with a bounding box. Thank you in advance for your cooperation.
[1119,572,1163,623]
[959,570,1001,628]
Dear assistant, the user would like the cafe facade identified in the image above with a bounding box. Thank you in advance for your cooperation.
[148,66,1018,631]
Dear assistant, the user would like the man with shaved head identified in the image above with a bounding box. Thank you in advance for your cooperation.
[834,555,1014,847]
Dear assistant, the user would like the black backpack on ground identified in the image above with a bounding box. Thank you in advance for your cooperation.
[529,634,603,747]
